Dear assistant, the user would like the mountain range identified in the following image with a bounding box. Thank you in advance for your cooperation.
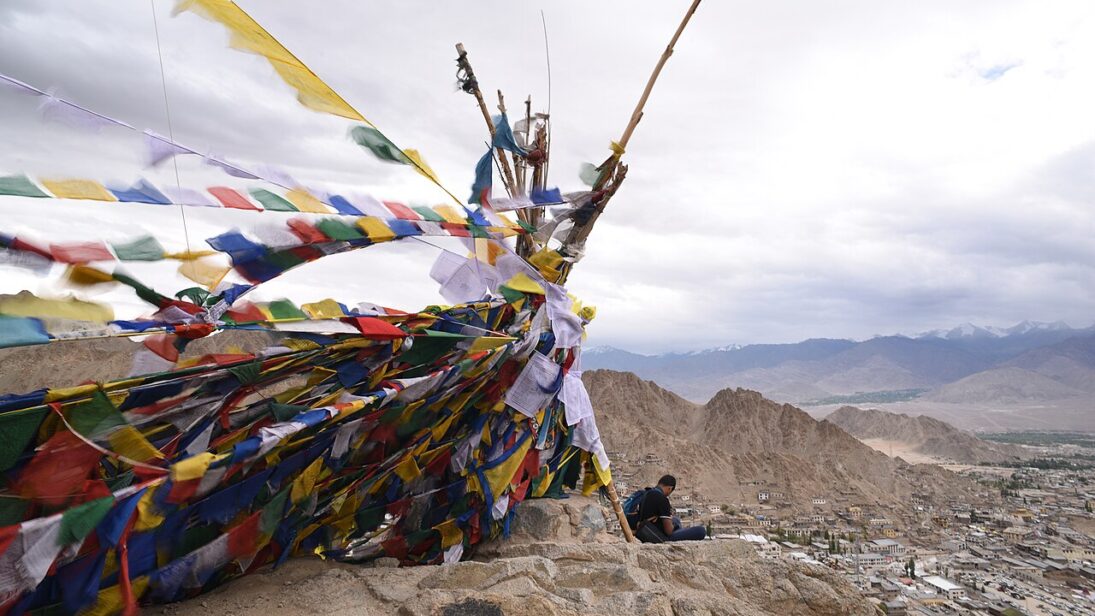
[584,370,996,521]
[584,321,1095,431]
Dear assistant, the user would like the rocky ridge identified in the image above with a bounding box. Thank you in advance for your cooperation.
[169,496,873,616]
[824,405,1028,464]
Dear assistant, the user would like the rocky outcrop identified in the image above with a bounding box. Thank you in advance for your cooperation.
[825,405,1027,463]
[168,497,873,616]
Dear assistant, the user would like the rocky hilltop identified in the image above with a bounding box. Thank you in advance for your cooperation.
[169,496,873,616]
[824,405,1028,464]
[583,370,994,519]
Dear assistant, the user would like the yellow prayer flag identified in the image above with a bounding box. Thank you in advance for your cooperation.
[468,336,515,353]
[307,366,337,387]
[528,248,564,282]
[40,179,115,202]
[503,272,545,295]
[108,426,164,462]
[163,250,218,261]
[393,455,421,482]
[356,217,396,242]
[482,435,531,499]
[80,576,149,616]
[434,519,463,548]
[290,456,324,503]
[431,204,466,224]
[135,485,165,531]
[401,149,441,185]
[301,298,346,320]
[174,0,367,122]
[281,337,321,351]
[0,293,113,323]
[178,259,231,289]
[285,189,329,214]
[44,383,100,403]
[64,265,115,287]
[170,452,220,482]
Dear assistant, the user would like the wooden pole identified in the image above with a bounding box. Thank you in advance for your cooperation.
[606,481,636,543]
[558,0,702,279]
[455,43,519,198]
[617,0,702,154]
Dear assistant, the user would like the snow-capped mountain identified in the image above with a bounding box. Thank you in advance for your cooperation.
[915,321,1075,340]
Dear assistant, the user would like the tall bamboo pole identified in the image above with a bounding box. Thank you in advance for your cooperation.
[558,0,702,281]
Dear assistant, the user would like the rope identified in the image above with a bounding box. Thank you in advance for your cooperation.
[149,0,193,256]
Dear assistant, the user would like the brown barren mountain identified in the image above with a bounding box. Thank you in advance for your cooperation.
[583,370,994,522]
[824,405,1028,464]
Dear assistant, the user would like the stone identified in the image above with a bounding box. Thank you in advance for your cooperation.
[375,557,401,568]
[578,504,607,535]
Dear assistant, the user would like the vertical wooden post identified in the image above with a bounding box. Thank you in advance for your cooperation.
[606,481,636,543]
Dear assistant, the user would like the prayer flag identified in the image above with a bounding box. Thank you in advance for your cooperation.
[208,186,260,211]
[41,179,116,202]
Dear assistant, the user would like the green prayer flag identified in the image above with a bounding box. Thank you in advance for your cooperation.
[59,496,114,545]
[111,236,165,261]
[353,504,386,534]
[113,272,168,307]
[267,299,306,320]
[398,330,461,366]
[176,287,211,306]
[498,285,525,304]
[260,488,290,536]
[0,497,28,526]
[0,407,48,471]
[65,390,125,438]
[315,219,364,241]
[249,189,298,212]
[270,403,308,422]
[228,361,262,386]
[411,206,445,222]
[349,126,411,165]
[0,175,48,198]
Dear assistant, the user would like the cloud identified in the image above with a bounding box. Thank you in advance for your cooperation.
[2,0,1095,355]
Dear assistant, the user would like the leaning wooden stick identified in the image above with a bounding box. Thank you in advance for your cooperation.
[606,481,637,543]
[558,0,702,282]
[455,43,519,198]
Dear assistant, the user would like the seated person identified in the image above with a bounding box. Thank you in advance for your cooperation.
[634,474,707,543]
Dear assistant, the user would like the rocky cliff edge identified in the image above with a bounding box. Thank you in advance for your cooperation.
[167,496,873,616]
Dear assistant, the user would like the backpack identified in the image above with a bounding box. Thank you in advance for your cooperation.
[623,488,653,531]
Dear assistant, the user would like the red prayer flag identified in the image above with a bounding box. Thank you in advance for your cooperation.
[226,302,267,323]
[228,511,262,558]
[50,241,113,263]
[208,187,260,211]
[286,219,328,244]
[383,201,418,220]
[344,317,405,340]
[440,223,470,238]
[12,237,54,260]
[143,334,179,362]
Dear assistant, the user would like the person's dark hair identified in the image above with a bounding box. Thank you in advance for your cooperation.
[657,475,676,488]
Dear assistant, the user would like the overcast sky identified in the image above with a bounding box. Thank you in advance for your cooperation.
[2,0,1095,354]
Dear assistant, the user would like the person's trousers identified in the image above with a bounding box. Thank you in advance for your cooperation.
[668,525,706,541]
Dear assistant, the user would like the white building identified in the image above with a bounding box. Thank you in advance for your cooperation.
[922,576,964,600]
[867,539,906,558]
